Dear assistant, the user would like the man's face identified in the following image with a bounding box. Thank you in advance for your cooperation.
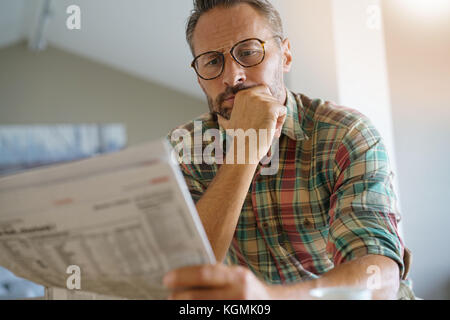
[192,3,292,120]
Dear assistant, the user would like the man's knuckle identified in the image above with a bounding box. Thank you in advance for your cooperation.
[236,267,251,283]
[236,290,247,300]
[244,270,254,285]
[197,266,211,282]
[180,291,193,300]
[239,90,251,98]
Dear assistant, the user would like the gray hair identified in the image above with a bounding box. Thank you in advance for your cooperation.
[186,0,284,56]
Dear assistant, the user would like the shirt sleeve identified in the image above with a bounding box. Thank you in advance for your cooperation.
[165,135,207,204]
[179,162,207,204]
[326,117,406,278]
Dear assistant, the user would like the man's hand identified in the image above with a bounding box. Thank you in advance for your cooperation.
[163,264,274,300]
[218,85,287,163]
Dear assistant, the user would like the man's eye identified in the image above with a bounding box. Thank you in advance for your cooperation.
[239,50,257,57]
[205,58,220,67]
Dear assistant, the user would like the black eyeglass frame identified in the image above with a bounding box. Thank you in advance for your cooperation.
[190,37,268,81]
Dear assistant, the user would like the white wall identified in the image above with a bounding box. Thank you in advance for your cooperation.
[274,0,339,102]
[0,0,26,48]
[382,0,450,299]
[0,42,207,146]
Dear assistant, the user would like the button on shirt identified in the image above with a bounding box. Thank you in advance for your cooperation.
[167,90,410,288]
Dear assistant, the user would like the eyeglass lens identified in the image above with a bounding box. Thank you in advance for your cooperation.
[194,39,265,80]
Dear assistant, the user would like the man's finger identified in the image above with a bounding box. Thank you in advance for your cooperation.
[245,84,272,97]
[163,264,239,289]
[276,104,287,118]
[168,288,236,300]
[275,108,287,129]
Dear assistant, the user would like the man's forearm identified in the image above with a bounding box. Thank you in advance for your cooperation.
[196,162,258,262]
[269,255,400,300]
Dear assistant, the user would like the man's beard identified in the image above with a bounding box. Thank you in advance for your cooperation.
[204,62,285,121]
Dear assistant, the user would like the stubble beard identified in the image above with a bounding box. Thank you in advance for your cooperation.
[203,62,285,121]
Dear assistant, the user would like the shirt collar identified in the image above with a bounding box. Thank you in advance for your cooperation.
[282,89,306,141]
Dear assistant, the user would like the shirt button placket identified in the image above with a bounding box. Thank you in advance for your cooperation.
[251,165,287,283]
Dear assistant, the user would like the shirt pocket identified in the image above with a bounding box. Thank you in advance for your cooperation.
[279,209,333,275]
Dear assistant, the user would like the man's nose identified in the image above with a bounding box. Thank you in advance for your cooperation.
[221,54,246,87]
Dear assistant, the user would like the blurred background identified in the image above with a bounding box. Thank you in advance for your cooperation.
[0,0,448,299]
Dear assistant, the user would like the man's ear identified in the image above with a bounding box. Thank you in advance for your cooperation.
[281,38,293,73]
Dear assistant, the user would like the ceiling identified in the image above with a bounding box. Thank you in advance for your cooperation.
[0,0,27,49]
[0,0,205,98]
[0,0,285,99]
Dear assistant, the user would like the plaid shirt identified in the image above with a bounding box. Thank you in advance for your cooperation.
[167,90,411,291]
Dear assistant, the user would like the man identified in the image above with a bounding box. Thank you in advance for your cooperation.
[164,0,414,300]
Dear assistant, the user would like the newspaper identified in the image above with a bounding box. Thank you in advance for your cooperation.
[0,138,216,299]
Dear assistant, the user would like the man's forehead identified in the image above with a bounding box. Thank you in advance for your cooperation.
[192,4,272,55]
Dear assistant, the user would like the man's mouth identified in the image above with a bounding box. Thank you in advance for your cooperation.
[224,96,235,103]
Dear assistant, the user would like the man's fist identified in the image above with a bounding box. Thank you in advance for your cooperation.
[217,85,287,164]
[163,264,275,300]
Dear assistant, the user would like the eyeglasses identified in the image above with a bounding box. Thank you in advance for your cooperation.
[191,38,270,81]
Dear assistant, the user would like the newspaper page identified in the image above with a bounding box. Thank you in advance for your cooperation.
[0,138,216,299]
